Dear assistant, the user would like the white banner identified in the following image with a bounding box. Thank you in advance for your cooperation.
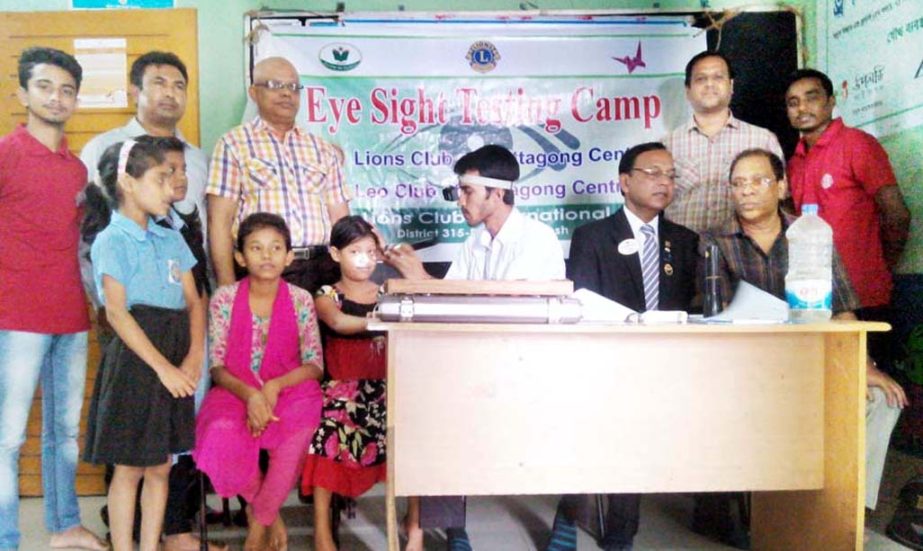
[253,14,706,260]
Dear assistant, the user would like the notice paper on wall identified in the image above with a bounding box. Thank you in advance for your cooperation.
[73,38,128,109]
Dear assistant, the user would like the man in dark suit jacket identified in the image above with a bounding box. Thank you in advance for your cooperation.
[568,144,699,314]
[545,142,698,551]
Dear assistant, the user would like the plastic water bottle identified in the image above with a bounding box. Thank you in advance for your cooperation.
[785,204,833,322]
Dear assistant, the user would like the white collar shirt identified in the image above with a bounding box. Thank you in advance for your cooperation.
[622,206,660,248]
[445,207,565,281]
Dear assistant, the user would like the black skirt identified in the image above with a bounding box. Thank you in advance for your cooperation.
[83,305,194,466]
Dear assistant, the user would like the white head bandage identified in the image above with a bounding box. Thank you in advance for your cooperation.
[458,173,515,190]
[117,139,137,179]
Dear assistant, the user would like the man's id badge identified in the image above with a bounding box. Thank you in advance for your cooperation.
[167,259,182,285]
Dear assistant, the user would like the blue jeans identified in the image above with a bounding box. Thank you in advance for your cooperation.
[0,331,88,550]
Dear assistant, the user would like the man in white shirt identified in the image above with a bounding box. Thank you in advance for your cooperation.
[390,144,564,281]
[80,51,208,324]
[385,144,564,551]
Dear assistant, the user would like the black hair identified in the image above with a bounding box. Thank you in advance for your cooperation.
[454,144,518,206]
[684,50,734,87]
[18,47,83,91]
[618,142,668,175]
[130,51,188,89]
[236,212,292,252]
[728,148,786,182]
[135,134,185,153]
[81,139,166,250]
[785,68,834,98]
[330,215,379,250]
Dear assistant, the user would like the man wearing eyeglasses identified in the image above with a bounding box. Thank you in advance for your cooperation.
[703,147,905,519]
[208,56,351,293]
[554,142,699,551]
[662,51,784,234]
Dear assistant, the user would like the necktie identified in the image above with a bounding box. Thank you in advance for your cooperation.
[640,224,659,311]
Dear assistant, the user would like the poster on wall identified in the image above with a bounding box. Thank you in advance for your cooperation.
[818,0,923,137]
[253,15,705,260]
[73,38,128,108]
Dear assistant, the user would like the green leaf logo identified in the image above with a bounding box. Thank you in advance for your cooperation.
[320,43,362,72]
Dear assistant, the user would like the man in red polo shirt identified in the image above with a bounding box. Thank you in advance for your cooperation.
[785,68,911,369]
[0,47,106,551]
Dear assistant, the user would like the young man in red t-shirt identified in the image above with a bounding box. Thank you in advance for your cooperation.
[0,48,106,551]
[785,68,911,369]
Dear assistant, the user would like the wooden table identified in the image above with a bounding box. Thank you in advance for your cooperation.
[372,321,885,550]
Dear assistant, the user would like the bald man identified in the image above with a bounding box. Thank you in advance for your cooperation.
[207,57,351,293]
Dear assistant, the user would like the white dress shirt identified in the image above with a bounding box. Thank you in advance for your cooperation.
[445,207,565,281]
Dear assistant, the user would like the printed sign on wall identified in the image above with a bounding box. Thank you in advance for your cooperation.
[253,15,705,260]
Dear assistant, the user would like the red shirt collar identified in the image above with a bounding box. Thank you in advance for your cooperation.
[13,123,74,158]
[793,117,845,157]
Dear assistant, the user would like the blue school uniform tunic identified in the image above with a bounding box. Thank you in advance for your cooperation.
[90,211,197,309]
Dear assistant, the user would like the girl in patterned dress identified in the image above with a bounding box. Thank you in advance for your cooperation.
[300,216,393,551]
[193,213,323,551]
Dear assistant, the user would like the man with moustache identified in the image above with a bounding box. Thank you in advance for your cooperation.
[663,51,784,233]
[703,147,905,516]
[546,142,698,551]
[0,47,106,551]
[208,56,351,293]
[80,51,207,336]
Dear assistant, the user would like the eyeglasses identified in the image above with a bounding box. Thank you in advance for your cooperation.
[631,167,677,181]
[252,80,304,92]
[729,176,776,190]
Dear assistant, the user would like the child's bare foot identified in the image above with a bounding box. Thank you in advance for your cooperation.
[402,517,424,551]
[268,515,287,551]
[50,525,108,550]
[163,532,228,551]
[314,529,337,551]
[243,506,269,551]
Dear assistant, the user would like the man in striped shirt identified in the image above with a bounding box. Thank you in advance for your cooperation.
[208,56,351,293]
[662,51,784,233]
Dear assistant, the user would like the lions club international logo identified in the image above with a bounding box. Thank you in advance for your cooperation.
[466,41,500,73]
[319,43,362,72]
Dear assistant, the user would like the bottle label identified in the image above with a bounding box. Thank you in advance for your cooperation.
[786,279,833,310]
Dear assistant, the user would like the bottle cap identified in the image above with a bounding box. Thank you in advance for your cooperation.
[802,203,819,215]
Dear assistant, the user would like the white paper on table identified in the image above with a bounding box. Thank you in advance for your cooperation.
[574,288,636,322]
[706,281,789,323]
[574,289,687,324]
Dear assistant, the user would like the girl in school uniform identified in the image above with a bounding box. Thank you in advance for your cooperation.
[194,212,324,551]
[82,139,206,551]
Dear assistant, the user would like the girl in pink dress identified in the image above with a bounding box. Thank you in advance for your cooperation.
[193,213,323,551]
